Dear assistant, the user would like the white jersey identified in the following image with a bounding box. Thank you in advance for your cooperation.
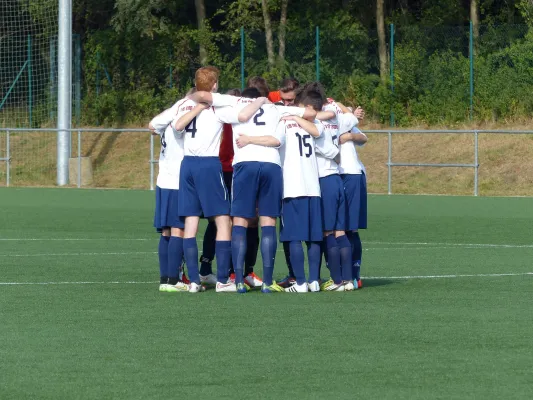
[279,119,324,198]
[216,99,305,166]
[339,127,367,175]
[171,97,237,157]
[149,98,187,190]
[315,103,341,178]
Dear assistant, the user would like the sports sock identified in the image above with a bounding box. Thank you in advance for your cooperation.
[167,236,183,285]
[245,226,259,276]
[260,226,277,285]
[306,241,321,283]
[352,231,362,281]
[324,234,342,284]
[231,226,247,285]
[337,235,353,282]
[215,240,231,283]
[283,240,295,278]
[158,235,170,283]
[183,238,200,284]
[289,241,306,285]
[200,220,217,276]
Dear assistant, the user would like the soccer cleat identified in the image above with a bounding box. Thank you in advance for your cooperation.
[188,283,205,293]
[277,275,296,288]
[236,283,250,293]
[229,273,236,283]
[166,282,189,292]
[244,272,263,287]
[261,282,285,293]
[320,279,345,292]
[357,279,363,289]
[308,281,320,292]
[344,281,355,291]
[285,282,309,293]
[200,274,217,286]
[216,281,237,292]
[159,284,169,292]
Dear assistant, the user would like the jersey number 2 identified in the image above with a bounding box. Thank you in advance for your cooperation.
[295,132,312,158]
[253,108,265,126]
[185,117,197,138]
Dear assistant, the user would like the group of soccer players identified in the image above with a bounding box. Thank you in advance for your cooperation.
[148,66,367,293]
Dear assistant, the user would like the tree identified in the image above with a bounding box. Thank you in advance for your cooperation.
[278,0,289,63]
[195,0,207,65]
[377,0,387,82]
[261,0,275,68]
[471,0,479,40]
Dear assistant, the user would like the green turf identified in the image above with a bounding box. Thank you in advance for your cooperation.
[1,188,532,399]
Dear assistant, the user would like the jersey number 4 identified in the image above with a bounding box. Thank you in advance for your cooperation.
[295,132,312,158]
[160,132,167,154]
[185,117,197,138]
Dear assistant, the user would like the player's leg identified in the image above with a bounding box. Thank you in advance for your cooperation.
[230,162,260,292]
[331,175,353,289]
[306,240,321,292]
[199,220,216,278]
[165,189,188,291]
[257,163,282,290]
[178,157,204,293]
[318,176,343,291]
[278,241,296,288]
[352,172,367,288]
[244,217,261,287]
[280,197,310,293]
[342,173,363,289]
[154,185,170,291]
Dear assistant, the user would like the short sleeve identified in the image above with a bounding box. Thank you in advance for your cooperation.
[314,120,324,138]
[274,121,287,148]
[211,93,239,107]
[338,113,358,134]
[150,104,179,134]
[215,106,240,124]
[351,127,367,147]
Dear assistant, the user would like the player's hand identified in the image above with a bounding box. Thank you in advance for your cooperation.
[354,106,365,119]
[236,133,251,148]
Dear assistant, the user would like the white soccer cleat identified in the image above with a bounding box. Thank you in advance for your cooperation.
[165,282,189,292]
[188,283,205,293]
[343,281,355,291]
[308,281,320,292]
[200,274,217,286]
[320,279,345,292]
[215,281,237,292]
[244,272,263,288]
[285,282,309,293]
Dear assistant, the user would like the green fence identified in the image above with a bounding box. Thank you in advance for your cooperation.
[2,24,532,128]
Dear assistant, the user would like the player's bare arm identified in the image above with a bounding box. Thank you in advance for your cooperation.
[236,133,280,148]
[316,110,335,121]
[339,132,368,145]
[238,97,271,122]
[282,115,320,137]
[173,103,209,131]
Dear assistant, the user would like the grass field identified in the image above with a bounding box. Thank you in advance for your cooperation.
[1,188,532,399]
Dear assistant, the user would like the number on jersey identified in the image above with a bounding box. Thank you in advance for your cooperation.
[185,117,197,138]
[253,108,265,126]
[295,132,312,158]
[160,132,167,154]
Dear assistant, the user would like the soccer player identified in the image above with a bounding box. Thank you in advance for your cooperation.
[148,99,191,292]
[338,107,368,289]
[269,77,299,106]
[278,90,324,293]
[170,66,266,293]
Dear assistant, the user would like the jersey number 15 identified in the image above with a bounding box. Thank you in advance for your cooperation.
[295,132,312,158]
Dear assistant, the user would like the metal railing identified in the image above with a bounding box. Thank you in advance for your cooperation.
[1,128,533,195]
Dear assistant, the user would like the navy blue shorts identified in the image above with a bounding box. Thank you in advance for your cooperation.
[342,173,367,231]
[178,156,230,218]
[280,196,323,242]
[154,186,185,230]
[319,174,346,232]
[231,162,282,218]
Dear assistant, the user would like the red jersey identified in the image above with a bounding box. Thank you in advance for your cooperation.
[219,124,234,172]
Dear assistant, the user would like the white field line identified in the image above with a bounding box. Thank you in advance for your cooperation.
[0,251,157,257]
[0,272,531,286]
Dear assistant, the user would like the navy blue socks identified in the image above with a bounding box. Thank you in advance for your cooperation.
[349,231,363,281]
[289,241,306,285]
[337,235,353,281]
[200,220,217,276]
[158,235,170,284]
[245,226,259,275]
[307,241,321,283]
[215,240,231,283]
[260,226,277,285]
[324,234,342,284]
[167,236,184,284]
[231,225,247,284]
[183,237,200,284]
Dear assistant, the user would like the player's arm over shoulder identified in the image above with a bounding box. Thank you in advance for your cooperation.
[149,103,180,134]
[339,128,368,146]
[172,102,209,132]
